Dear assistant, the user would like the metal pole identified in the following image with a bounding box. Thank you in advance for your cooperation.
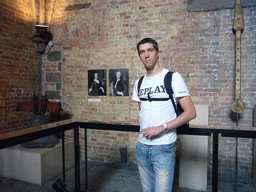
[235,137,238,192]
[84,128,88,191]
[39,55,42,98]
[62,131,66,182]
[234,113,239,192]
[212,132,219,192]
[74,126,81,192]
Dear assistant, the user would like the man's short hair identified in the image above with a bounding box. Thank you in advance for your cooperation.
[137,38,159,55]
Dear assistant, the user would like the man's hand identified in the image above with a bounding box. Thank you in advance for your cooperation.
[139,125,165,139]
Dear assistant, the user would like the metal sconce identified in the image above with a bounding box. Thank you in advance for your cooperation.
[17,25,61,114]
[32,25,53,55]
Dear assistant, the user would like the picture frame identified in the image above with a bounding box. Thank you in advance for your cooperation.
[88,69,106,96]
[109,69,129,96]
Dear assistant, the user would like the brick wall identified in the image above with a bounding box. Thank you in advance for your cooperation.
[0,0,39,133]
[44,0,256,164]
[1,0,255,172]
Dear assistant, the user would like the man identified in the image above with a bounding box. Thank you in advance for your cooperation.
[132,38,196,192]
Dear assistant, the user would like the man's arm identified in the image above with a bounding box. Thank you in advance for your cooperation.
[173,96,196,127]
[140,96,196,139]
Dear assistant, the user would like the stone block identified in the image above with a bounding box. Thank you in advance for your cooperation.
[45,90,61,100]
[0,139,74,185]
[190,104,209,126]
[179,135,208,191]
[46,73,61,83]
[179,104,209,191]
[47,51,61,61]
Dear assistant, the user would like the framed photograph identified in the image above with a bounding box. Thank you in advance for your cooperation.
[88,69,106,96]
[109,69,129,96]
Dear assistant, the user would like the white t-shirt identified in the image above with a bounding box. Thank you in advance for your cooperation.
[132,69,190,145]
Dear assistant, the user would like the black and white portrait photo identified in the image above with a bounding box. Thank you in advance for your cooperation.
[88,70,106,96]
[109,69,129,96]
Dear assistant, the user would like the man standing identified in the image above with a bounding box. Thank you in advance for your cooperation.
[132,38,196,192]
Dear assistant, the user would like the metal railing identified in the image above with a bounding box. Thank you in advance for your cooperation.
[1,121,255,192]
[79,122,256,192]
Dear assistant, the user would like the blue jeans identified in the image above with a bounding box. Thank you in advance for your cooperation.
[136,142,176,192]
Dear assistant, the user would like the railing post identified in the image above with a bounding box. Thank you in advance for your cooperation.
[84,128,88,192]
[212,131,219,192]
[74,126,81,192]
[84,128,88,191]
[61,131,66,182]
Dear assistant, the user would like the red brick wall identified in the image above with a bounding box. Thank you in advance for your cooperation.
[0,0,38,133]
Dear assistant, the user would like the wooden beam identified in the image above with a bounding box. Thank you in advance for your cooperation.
[187,0,256,12]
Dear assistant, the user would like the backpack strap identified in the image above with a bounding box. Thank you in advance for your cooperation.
[165,71,185,116]
[137,75,144,97]
[164,71,179,115]
[164,71,174,96]
[140,97,169,102]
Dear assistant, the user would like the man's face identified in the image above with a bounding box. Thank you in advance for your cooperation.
[138,43,159,71]
[116,72,121,79]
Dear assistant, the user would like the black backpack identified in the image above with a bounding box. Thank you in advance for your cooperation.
[137,71,189,133]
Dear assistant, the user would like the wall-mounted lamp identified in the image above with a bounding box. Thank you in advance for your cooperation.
[32,25,53,55]
[17,24,60,114]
